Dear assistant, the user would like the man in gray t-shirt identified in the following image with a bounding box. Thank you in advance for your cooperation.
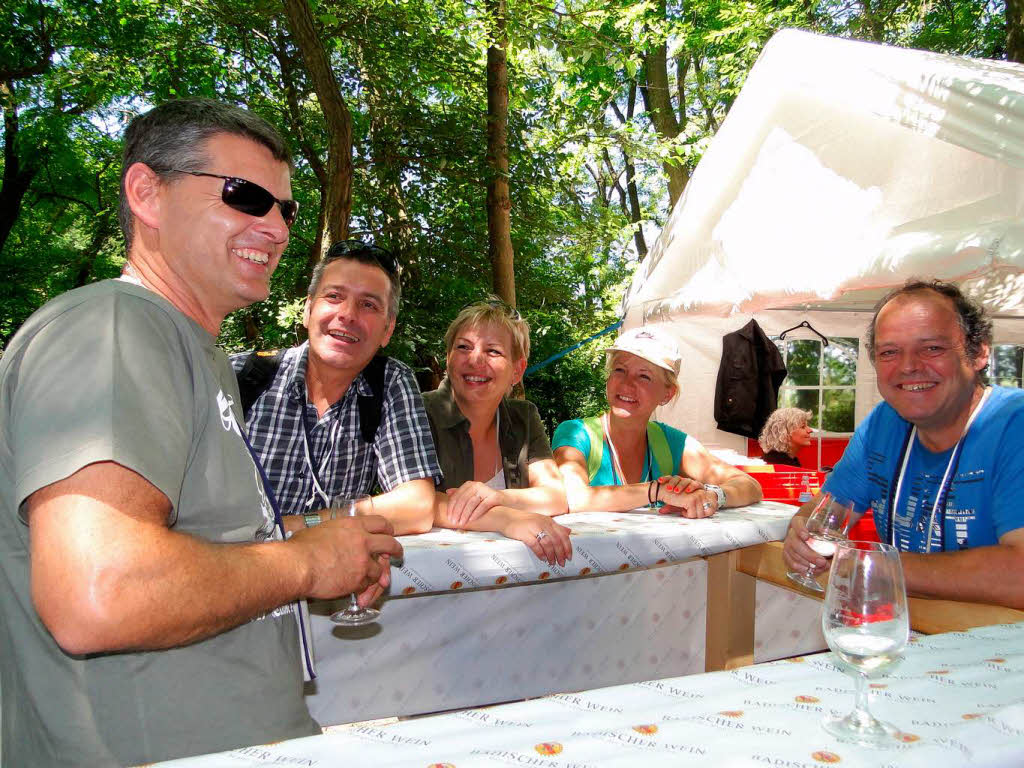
[0,99,402,767]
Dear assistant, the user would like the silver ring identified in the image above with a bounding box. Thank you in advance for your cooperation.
[535,531,548,540]
[702,502,712,511]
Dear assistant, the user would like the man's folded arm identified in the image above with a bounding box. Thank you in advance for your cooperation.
[900,527,1024,610]
[370,477,436,534]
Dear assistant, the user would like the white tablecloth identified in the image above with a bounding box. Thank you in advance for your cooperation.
[161,622,1024,767]
[305,505,826,725]
[389,505,796,593]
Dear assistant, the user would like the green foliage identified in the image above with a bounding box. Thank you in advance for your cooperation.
[777,337,859,433]
[2,0,1014,425]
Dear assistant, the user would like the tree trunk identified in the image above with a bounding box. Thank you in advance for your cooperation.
[1009,0,1024,64]
[272,28,329,298]
[361,48,416,259]
[642,0,689,209]
[0,86,40,255]
[281,0,353,267]
[484,0,516,307]
[690,54,720,133]
[620,82,647,258]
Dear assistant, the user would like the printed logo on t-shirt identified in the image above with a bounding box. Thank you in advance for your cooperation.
[216,389,276,540]
[216,389,243,437]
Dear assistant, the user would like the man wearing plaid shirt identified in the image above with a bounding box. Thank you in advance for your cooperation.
[232,241,440,535]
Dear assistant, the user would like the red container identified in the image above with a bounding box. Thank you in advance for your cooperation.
[848,510,881,542]
[742,467,825,505]
[740,466,881,542]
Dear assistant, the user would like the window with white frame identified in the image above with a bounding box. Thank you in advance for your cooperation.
[990,344,1024,388]
[773,336,859,434]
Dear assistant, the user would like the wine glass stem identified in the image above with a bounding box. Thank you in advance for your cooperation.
[349,593,361,612]
[852,672,873,724]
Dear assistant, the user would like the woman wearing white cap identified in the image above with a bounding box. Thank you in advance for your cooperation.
[552,326,762,516]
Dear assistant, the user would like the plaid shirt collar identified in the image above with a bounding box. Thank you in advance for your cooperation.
[284,342,374,410]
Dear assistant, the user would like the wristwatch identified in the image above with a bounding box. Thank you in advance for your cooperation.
[703,484,726,508]
[303,511,322,528]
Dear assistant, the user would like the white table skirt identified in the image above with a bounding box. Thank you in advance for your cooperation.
[305,504,826,725]
[161,622,1024,767]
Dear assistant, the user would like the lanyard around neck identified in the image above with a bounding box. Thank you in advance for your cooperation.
[887,386,991,553]
[239,426,317,680]
[603,413,653,485]
[493,408,502,477]
[300,405,332,510]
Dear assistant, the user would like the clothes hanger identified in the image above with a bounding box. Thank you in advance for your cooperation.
[777,320,829,346]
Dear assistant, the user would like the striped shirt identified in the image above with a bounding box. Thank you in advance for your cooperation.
[230,343,441,515]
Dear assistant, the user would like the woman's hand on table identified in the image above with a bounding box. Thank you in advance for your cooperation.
[446,481,503,528]
[782,514,829,575]
[500,511,573,567]
[656,475,718,518]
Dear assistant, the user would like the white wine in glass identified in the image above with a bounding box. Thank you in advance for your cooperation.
[786,493,853,593]
[329,495,381,626]
[821,540,909,746]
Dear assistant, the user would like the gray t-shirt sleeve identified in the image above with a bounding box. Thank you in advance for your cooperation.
[11,290,196,520]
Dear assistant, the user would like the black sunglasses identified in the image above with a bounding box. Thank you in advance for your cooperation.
[327,239,402,276]
[171,170,299,227]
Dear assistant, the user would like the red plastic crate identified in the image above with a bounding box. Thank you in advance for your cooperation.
[740,466,881,542]
[741,467,825,504]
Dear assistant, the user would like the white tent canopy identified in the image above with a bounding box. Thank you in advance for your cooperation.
[623,29,1024,322]
[620,30,1024,458]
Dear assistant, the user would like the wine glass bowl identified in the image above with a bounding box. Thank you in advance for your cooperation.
[821,540,909,745]
[786,493,853,593]
[329,495,381,626]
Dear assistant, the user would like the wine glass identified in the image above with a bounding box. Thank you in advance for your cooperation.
[786,492,853,593]
[821,540,909,746]
[329,494,381,626]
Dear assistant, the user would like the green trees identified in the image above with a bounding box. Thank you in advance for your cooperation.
[2,0,1017,423]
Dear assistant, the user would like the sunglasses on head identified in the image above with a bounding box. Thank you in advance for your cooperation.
[171,170,299,227]
[328,239,402,276]
[479,297,522,321]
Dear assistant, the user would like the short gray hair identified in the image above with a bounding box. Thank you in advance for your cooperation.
[119,98,292,246]
[758,408,811,454]
[307,240,402,318]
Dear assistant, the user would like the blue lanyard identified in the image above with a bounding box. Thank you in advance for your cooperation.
[239,426,317,680]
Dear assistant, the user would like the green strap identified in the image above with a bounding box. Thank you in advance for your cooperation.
[580,416,676,483]
[581,416,604,483]
[646,421,674,479]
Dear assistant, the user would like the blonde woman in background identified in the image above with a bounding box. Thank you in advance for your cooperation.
[552,326,762,516]
[758,407,814,467]
[423,301,571,565]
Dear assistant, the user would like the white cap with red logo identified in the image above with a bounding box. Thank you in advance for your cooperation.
[606,326,681,377]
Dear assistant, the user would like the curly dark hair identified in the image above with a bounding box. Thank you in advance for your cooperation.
[866,280,992,376]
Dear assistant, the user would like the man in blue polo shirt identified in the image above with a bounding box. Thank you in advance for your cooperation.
[783,279,1024,609]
